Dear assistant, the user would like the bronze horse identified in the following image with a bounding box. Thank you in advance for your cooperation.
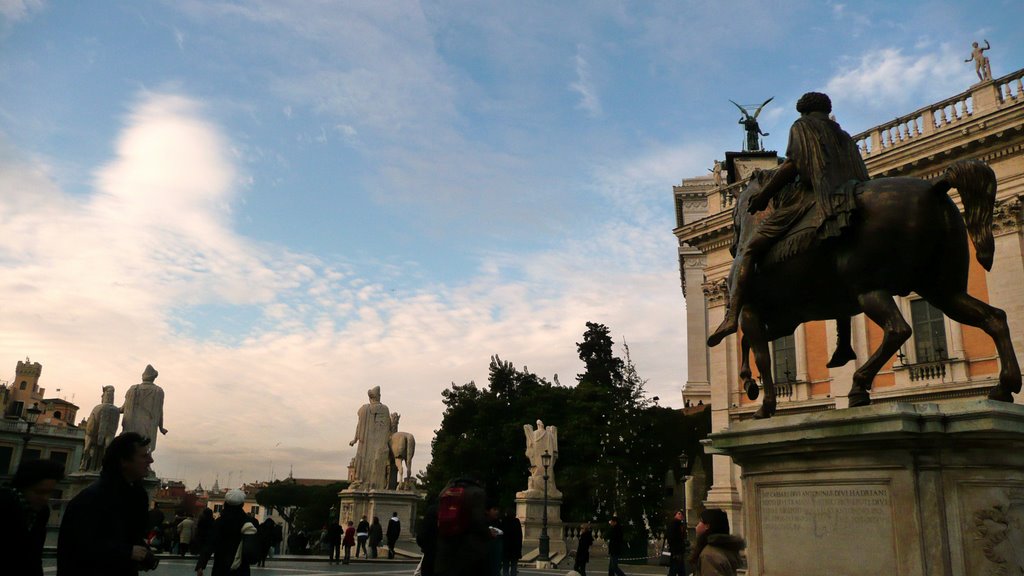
[724,160,1020,418]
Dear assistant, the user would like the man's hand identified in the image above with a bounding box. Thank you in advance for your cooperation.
[131,546,149,562]
[349,439,357,447]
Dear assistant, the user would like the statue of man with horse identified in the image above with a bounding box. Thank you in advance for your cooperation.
[706,92,1021,418]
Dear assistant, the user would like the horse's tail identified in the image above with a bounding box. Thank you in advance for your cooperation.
[933,159,997,271]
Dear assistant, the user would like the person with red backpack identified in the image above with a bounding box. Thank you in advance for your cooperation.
[434,477,490,576]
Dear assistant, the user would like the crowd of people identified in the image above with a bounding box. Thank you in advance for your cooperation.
[0,435,745,576]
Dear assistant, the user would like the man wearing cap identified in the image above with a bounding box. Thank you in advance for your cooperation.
[58,432,156,576]
[195,488,258,576]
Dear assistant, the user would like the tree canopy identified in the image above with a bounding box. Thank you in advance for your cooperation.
[256,479,349,532]
[420,322,710,553]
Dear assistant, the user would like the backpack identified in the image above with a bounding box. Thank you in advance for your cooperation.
[437,485,470,537]
[234,521,260,569]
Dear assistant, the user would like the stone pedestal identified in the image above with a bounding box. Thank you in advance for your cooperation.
[66,471,159,501]
[337,488,422,539]
[66,471,100,501]
[707,400,1024,576]
[515,493,566,563]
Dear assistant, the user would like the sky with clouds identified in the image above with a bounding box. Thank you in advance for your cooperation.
[1,1,1022,488]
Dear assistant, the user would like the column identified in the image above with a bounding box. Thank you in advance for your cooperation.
[681,246,710,406]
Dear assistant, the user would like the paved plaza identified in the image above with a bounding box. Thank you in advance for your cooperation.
[41,557,667,575]
[40,558,633,576]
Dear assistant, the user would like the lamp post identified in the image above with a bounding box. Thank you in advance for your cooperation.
[19,403,43,467]
[679,451,690,558]
[539,449,552,564]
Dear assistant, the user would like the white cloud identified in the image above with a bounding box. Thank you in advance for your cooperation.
[1,91,688,487]
[570,46,602,117]
[0,0,43,24]
[824,44,973,111]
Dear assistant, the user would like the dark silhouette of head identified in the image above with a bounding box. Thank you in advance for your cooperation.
[796,92,832,115]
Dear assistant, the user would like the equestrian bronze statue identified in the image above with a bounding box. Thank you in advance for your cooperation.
[707,92,1021,419]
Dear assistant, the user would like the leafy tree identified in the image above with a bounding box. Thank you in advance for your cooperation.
[420,322,710,559]
[255,479,349,533]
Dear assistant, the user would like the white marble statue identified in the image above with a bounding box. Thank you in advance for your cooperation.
[389,412,416,489]
[348,386,392,490]
[120,364,167,451]
[80,385,121,472]
[522,419,560,497]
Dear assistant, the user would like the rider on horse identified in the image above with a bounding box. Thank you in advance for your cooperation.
[708,92,869,353]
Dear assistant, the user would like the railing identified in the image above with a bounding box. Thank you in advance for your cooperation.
[853,92,972,157]
[853,67,1024,159]
[0,418,84,438]
[907,360,949,382]
[997,69,1024,102]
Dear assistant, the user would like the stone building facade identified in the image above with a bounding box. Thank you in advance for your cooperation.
[0,358,85,537]
[673,69,1024,535]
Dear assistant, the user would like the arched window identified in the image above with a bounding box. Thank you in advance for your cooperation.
[54,411,62,420]
[19,381,27,390]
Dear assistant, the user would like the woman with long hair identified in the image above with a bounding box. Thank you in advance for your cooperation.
[688,509,745,576]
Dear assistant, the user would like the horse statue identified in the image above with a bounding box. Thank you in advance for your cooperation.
[726,159,1020,418]
[389,412,416,487]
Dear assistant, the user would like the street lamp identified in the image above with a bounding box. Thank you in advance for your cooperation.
[19,403,43,466]
[679,451,690,558]
[539,449,552,564]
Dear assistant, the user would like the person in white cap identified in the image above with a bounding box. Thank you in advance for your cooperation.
[195,489,258,576]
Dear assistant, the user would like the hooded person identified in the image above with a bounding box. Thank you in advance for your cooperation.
[689,509,745,576]
[1,458,65,576]
[195,489,258,576]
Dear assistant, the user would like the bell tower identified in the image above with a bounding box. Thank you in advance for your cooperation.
[6,357,43,417]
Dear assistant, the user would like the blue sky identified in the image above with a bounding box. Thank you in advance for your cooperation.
[1,0,1022,486]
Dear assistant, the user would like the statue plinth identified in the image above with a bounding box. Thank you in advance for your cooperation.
[337,486,423,541]
[66,471,160,502]
[708,400,1024,576]
[515,492,566,563]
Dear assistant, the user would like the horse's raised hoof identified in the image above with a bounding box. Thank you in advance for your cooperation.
[988,388,1014,403]
[826,345,857,369]
[744,378,760,401]
[753,400,776,419]
[848,391,871,408]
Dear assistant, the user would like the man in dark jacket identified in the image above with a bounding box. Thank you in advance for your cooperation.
[501,511,522,576]
[665,510,686,576]
[434,477,490,576]
[194,489,258,576]
[0,458,65,576]
[607,517,627,576]
[368,516,383,558]
[58,432,156,576]
[385,511,401,559]
[326,521,343,564]
[416,505,438,576]
[355,515,369,558]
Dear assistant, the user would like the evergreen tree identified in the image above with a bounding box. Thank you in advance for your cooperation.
[420,322,709,558]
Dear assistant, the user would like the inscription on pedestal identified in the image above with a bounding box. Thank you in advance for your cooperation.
[758,484,896,575]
